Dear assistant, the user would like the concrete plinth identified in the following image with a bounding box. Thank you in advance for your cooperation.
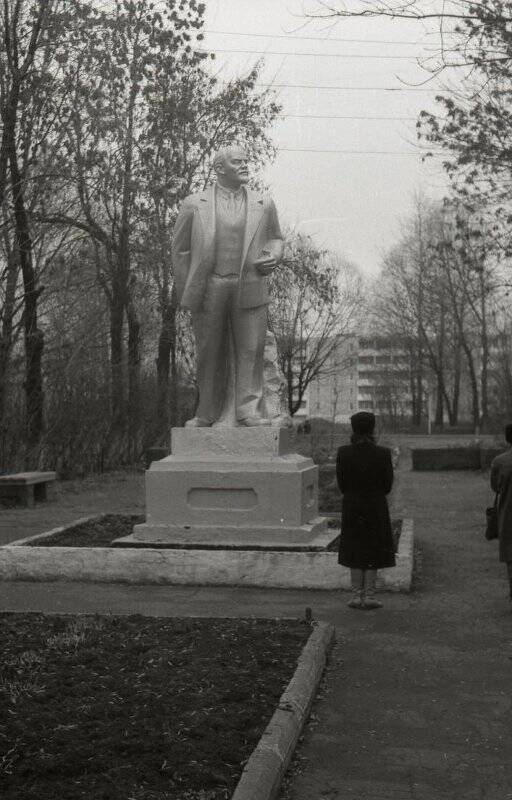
[126,428,327,547]
[0,518,413,590]
[171,426,292,457]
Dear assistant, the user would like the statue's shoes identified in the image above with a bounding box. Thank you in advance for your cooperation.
[211,418,232,428]
[239,416,271,427]
[185,417,212,428]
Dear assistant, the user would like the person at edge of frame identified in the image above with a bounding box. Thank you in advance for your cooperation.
[490,422,512,610]
[336,411,395,609]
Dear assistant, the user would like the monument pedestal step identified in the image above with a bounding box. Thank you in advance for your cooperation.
[113,517,333,551]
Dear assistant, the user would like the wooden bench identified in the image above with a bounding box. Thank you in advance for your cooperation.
[0,472,57,508]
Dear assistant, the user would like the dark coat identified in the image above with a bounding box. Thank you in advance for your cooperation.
[490,449,512,563]
[336,440,395,570]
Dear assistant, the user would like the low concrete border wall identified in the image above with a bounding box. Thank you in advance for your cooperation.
[412,447,481,471]
[411,446,506,472]
[232,620,335,800]
[0,518,413,591]
[480,448,505,471]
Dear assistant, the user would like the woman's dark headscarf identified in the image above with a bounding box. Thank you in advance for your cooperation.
[350,411,376,444]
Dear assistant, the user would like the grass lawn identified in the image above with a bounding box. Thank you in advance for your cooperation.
[0,613,312,800]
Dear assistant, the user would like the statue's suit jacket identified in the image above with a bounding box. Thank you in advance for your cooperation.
[172,184,284,311]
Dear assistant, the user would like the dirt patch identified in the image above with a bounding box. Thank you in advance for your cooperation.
[0,613,312,800]
[24,514,401,553]
[25,514,144,547]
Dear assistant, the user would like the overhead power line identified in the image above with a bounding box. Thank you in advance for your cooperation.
[204,29,439,47]
[200,48,418,60]
[281,114,417,120]
[256,83,442,92]
[277,147,442,155]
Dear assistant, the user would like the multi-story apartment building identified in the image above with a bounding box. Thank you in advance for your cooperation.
[307,334,412,423]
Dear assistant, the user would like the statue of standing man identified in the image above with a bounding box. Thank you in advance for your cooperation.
[172,145,284,427]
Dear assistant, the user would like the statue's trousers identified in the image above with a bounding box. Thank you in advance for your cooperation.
[192,274,267,423]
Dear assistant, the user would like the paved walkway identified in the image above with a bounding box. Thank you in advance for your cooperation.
[1,460,511,799]
[280,462,512,800]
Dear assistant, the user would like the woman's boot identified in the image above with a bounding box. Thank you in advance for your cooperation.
[348,568,364,608]
[363,570,383,609]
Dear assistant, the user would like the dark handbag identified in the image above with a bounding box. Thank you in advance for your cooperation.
[485,493,499,540]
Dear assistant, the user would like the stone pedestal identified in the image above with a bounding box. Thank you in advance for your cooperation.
[116,428,328,548]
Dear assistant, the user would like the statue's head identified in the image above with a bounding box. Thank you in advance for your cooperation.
[213,145,249,189]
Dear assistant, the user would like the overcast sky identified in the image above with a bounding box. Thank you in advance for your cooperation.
[201,0,460,275]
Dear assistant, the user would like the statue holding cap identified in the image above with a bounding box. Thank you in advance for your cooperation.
[172,145,284,427]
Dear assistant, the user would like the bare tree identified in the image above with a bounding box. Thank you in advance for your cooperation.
[270,233,363,416]
[0,0,78,457]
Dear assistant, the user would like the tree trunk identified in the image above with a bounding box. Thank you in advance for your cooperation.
[435,374,444,427]
[286,355,295,416]
[449,335,462,426]
[108,47,138,455]
[414,212,425,428]
[169,285,178,426]
[413,341,424,427]
[109,285,126,429]
[127,297,141,460]
[0,227,19,424]
[479,276,489,432]
[155,283,177,442]
[408,343,420,425]
[464,346,480,433]
[434,302,446,428]
[8,132,44,459]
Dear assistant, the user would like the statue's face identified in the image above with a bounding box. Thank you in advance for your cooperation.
[216,148,249,187]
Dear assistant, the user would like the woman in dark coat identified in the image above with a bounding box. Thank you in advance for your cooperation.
[337,412,395,609]
[490,422,512,608]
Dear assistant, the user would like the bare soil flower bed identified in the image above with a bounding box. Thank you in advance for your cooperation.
[24,514,145,547]
[23,514,401,552]
[0,613,312,800]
